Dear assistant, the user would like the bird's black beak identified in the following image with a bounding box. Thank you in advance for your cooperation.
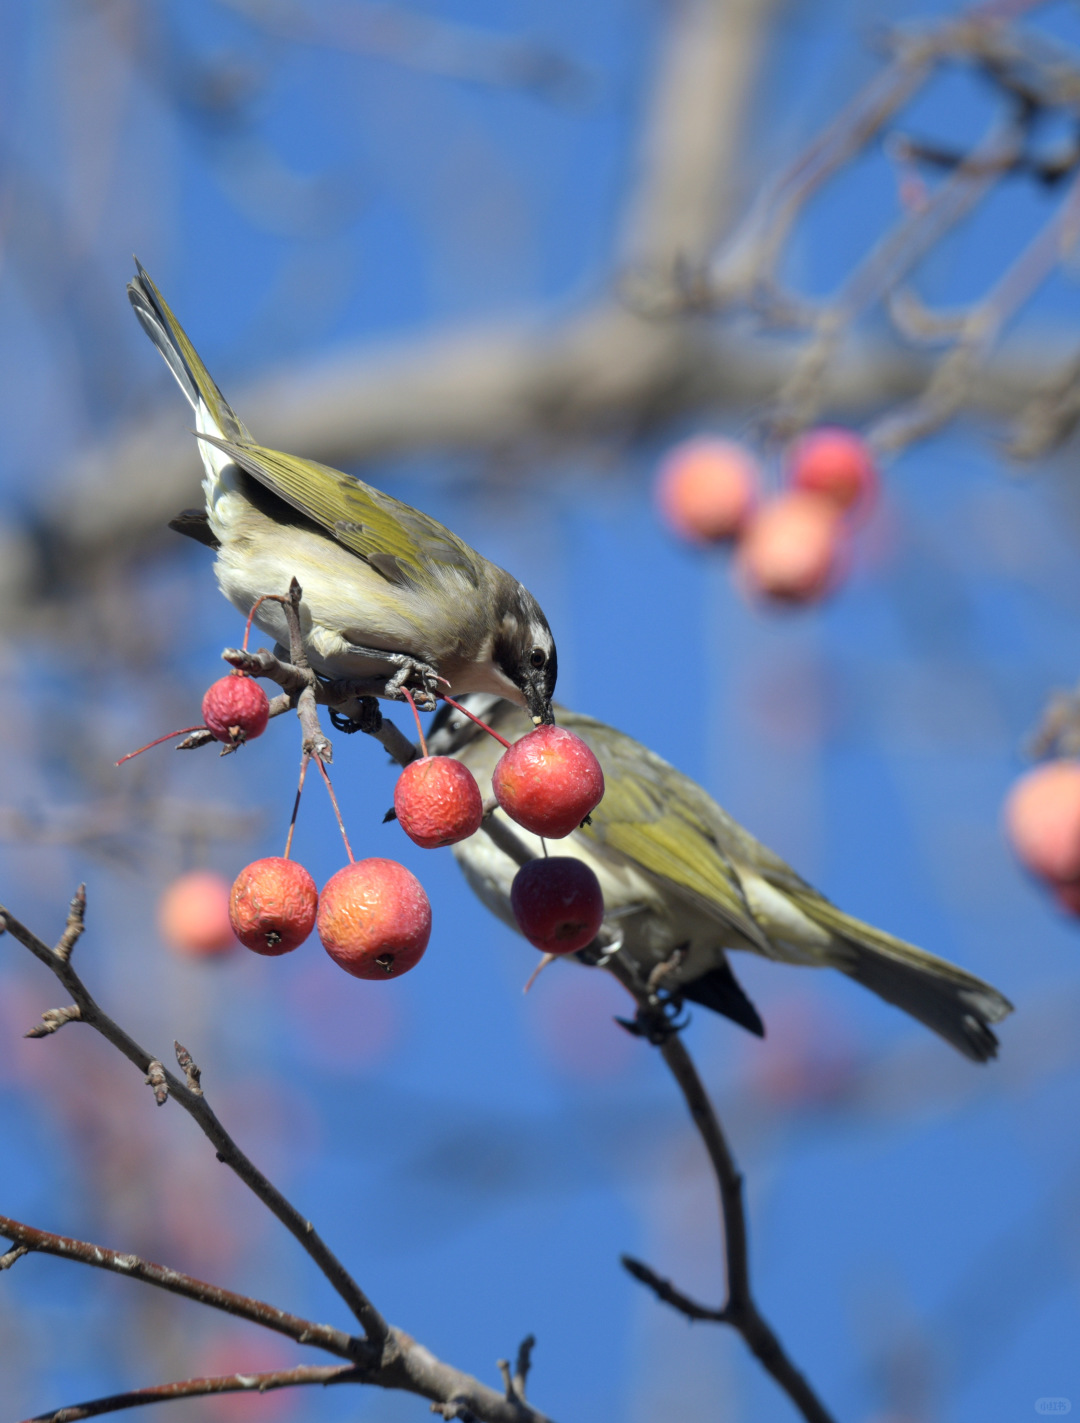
[525,680,555,726]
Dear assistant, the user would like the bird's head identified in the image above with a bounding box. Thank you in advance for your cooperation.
[493,586,557,725]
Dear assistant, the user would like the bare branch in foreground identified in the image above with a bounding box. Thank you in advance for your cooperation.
[0,900,555,1423]
[23,1364,360,1422]
[0,1215,357,1360]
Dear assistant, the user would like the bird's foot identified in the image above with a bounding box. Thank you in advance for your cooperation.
[615,995,689,1046]
[329,697,383,735]
[383,655,440,710]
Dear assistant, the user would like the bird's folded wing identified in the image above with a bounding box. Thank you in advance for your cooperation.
[195,434,483,592]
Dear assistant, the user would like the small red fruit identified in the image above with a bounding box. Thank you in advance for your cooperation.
[1004,761,1080,885]
[318,858,431,979]
[202,673,270,748]
[229,857,318,956]
[654,436,759,543]
[736,492,845,603]
[394,756,484,848]
[492,725,605,839]
[510,858,605,955]
[787,427,877,512]
[158,871,235,957]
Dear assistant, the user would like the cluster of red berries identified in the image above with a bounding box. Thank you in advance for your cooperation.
[155,679,609,977]
[1004,760,1080,916]
[654,427,877,603]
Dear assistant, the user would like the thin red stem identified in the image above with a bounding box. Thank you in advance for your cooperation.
[440,695,511,749]
[314,758,355,863]
[399,687,429,758]
[283,755,311,860]
[115,727,204,767]
[242,593,288,652]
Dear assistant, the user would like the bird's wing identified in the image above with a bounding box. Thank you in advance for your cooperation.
[562,713,772,952]
[195,434,485,593]
[127,262,247,443]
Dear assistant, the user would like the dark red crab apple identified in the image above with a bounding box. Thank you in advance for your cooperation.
[318,858,432,979]
[492,725,605,839]
[787,427,878,513]
[202,672,270,747]
[229,857,318,956]
[394,756,484,848]
[510,857,605,955]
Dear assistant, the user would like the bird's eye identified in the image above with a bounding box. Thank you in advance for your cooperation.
[529,648,546,669]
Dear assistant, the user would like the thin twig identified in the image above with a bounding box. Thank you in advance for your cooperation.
[0,1215,358,1360]
[0,898,387,1343]
[23,1364,361,1422]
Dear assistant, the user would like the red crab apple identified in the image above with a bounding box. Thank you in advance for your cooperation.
[492,725,605,839]
[654,436,759,543]
[158,871,235,957]
[788,426,877,513]
[394,756,484,848]
[736,491,845,604]
[229,857,318,956]
[202,672,270,747]
[510,857,605,955]
[318,858,431,979]
[1004,760,1080,885]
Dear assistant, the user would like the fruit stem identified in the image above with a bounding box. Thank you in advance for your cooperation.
[283,754,312,860]
[242,592,288,652]
[115,726,205,767]
[440,695,512,749]
[399,686,429,758]
[313,757,355,864]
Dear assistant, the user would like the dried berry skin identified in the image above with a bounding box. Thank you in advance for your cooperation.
[510,857,605,955]
[230,857,318,956]
[654,436,759,543]
[788,427,877,512]
[394,756,484,849]
[159,871,235,957]
[202,673,270,746]
[492,726,605,839]
[318,858,431,979]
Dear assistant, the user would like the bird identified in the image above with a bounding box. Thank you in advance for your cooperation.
[127,261,557,723]
[427,696,1014,1062]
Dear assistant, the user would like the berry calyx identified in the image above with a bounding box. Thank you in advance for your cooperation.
[787,427,877,513]
[394,756,484,849]
[1004,760,1080,885]
[510,858,605,955]
[492,725,605,839]
[654,436,759,543]
[736,491,845,604]
[318,858,432,979]
[158,871,235,957]
[202,673,270,748]
[229,857,318,956]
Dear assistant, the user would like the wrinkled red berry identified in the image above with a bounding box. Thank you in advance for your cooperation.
[787,427,877,512]
[654,436,760,543]
[159,871,235,957]
[492,726,605,839]
[318,858,431,979]
[394,756,484,849]
[202,673,270,747]
[510,858,605,955]
[1004,761,1080,885]
[229,857,318,956]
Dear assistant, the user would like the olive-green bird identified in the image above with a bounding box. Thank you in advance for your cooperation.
[428,696,1013,1061]
[127,262,557,721]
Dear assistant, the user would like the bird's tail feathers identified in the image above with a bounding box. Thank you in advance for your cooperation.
[792,893,1012,1062]
[127,260,245,442]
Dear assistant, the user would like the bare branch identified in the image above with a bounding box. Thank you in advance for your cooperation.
[0,897,387,1342]
[0,1215,357,1360]
[25,1004,82,1038]
[23,1364,359,1421]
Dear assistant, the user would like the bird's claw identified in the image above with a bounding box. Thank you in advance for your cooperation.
[615,995,689,1046]
[384,656,440,710]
